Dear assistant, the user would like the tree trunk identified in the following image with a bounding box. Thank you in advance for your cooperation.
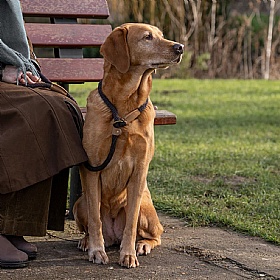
[264,0,275,80]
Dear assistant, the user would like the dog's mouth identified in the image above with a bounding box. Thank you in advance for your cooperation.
[150,54,183,69]
[172,54,183,64]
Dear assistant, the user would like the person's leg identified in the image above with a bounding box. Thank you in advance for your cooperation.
[0,178,52,236]
[0,178,52,268]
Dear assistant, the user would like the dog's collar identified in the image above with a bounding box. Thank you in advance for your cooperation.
[98,80,149,136]
[84,80,149,172]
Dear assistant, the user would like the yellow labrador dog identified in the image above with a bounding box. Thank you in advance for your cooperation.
[73,23,184,268]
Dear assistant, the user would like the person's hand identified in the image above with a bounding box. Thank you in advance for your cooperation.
[2,65,41,85]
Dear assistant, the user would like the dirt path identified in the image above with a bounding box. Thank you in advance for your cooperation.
[1,213,279,280]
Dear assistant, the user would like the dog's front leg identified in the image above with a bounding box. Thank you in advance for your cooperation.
[119,172,147,268]
[80,167,109,264]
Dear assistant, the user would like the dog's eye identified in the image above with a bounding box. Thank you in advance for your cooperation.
[144,33,153,40]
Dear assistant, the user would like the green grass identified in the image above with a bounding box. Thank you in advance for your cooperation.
[70,79,280,244]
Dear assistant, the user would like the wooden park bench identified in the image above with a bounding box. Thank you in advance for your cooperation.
[21,0,177,219]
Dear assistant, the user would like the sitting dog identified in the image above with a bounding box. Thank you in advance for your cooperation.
[73,23,184,268]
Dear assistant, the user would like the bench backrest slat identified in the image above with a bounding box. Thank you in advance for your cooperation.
[25,23,112,48]
[38,58,104,82]
[21,0,110,18]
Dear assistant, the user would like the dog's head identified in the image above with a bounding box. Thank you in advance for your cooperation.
[100,23,184,74]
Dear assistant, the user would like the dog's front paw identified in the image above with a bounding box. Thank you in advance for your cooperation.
[88,248,109,264]
[119,251,139,268]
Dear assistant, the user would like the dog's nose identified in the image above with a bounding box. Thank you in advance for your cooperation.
[173,44,184,55]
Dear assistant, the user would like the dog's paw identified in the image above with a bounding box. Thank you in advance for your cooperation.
[119,252,139,268]
[136,241,152,256]
[77,236,88,252]
[88,249,109,264]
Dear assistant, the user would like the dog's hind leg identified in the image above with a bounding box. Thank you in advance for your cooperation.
[136,188,163,256]
[73,195,89,251]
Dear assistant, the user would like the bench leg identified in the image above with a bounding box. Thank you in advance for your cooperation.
[68,166,82,220]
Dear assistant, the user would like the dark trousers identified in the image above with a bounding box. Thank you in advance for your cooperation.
[0,169,69,236]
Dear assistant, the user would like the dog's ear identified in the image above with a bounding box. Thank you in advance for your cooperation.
[100,27,130,74]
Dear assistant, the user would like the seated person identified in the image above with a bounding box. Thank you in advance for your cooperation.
[0,0,88,268]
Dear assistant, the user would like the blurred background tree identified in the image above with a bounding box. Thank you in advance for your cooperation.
[105,0,280,79]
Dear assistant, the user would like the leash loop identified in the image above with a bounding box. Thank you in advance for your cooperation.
[113,119,127,128]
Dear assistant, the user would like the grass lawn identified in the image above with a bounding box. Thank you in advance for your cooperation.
[70,79,280,244]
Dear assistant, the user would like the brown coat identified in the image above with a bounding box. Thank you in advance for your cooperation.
[0,82,88,194]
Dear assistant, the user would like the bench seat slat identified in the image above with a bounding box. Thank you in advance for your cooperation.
[25,23,112,48]
[153,110,177,125]
[38,58,104,82]
[80,108,176,126]
[21,0,110,18]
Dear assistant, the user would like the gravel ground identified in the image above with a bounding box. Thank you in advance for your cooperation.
[0,213,279,280]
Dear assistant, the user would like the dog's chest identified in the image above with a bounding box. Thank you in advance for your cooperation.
[100,157,139,206]
[101,157,133,191]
